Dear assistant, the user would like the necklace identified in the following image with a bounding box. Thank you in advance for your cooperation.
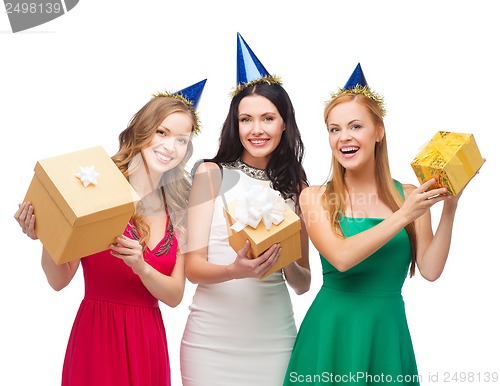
[221,158,269,181]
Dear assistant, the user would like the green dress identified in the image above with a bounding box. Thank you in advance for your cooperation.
[284,183,420,385]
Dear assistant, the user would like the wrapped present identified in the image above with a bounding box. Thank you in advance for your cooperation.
[223,185,302,279]
[23,146,140,264]
[410,131,484,195]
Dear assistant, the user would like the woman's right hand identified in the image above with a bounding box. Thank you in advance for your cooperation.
[400,179,448,224]
[14,202,38,240]
[228,241,281,279]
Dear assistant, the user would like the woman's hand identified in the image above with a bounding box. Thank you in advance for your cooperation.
[444,158,485,207]
[14,202,38,240]
[399,179,448,224]
[228,241,281,279]
[109,236,148,275]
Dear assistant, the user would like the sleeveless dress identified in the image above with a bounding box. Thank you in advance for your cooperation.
[61,220,177,386]
[284,182,420,386]
[180,159,297,386]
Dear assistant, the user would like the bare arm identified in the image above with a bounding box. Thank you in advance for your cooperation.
[300,179,448,272]
[409,164,482,281]
[283,203,311,295]
[41,248,80,290]
[411,187,460,281]
[15,202,80,291]
[184,162,280,285]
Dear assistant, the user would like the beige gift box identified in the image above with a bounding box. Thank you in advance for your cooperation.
[223,203,302,279]
[23,146,140,264]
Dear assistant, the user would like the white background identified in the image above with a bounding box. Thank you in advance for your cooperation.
[1,1,498,385]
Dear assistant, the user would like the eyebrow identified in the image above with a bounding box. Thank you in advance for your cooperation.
[159,125,191,137]
[238,112,277,117]
[328,119,361,127]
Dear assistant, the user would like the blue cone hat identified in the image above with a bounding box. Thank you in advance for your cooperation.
[232,33,281,96]
[236,32,271,85]
[153,78,207,134]
[174,78,207,110]
[344,63,368,90]
[329,63,386,116]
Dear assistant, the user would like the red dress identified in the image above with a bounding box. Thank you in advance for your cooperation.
[61,221,177,386]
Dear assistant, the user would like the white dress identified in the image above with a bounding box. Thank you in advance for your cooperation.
[180,160,297,386]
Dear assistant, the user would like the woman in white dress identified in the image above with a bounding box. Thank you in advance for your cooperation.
[180,33,311,386]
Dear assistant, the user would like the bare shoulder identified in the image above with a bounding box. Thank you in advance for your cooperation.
[190,161,222,203]
[299,185,326,207]
[193,161,220,176]
[300,185,326,197]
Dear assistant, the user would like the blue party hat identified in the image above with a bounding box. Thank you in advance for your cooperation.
[174,78,207,111]
[329,63,385,116]
[236,33,270,85]
[153,79,207,133]
[232,33,281,96]
[344,63,368,89]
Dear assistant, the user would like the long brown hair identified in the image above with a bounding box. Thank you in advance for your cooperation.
[112,97,194,250]
[321,93,417,277]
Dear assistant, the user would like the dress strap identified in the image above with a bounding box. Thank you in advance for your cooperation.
[160,186,174,235]
[393,179,405,199]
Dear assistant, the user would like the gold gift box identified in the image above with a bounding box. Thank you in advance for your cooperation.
[410,131,484,196]
[23,146,140,264]
[223,203,302,279]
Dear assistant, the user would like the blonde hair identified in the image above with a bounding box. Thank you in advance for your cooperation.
[112,97,194,251]
[321,93,417,277]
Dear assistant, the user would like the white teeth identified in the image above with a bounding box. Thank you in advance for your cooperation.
[250,139,267,144]
[341,147,358,153]
[157,153,172,161]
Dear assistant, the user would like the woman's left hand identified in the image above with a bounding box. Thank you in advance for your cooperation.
[445,157,485,206]
[14,202,38,240]
[109,236,147,275]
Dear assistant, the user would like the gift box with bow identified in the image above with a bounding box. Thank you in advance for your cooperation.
[223,185,302,279]
[23,146,139,264]
[411,131,484,196]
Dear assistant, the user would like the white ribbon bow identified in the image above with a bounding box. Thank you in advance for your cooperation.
[230,185,287,232]
[75,165,100,187]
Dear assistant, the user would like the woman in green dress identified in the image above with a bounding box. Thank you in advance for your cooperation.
[283,64,479,385]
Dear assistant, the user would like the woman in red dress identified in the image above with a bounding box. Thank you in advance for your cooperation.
[14,79,206,386]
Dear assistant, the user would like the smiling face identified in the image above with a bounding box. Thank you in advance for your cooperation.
[141,111,193,179]
[326,99,384,173]
[238,94,285,169]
